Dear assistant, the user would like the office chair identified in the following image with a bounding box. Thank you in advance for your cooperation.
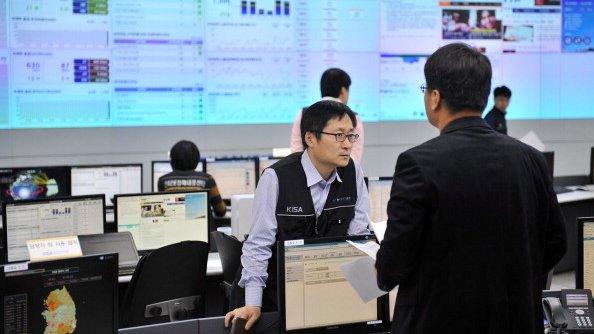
[119,241,210,328]
[210,231,242,313]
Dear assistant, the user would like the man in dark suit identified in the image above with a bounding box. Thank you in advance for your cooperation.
[375,43,566,334]
[484,85,511,135]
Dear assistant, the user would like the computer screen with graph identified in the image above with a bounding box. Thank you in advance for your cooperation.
[1,1,592,129]
[71,164,142,206]
[115,191,209,251]
[2,194,105,263]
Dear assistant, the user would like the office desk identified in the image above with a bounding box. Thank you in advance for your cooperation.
[118,312,279,334]
[557,189,594,204]
[555,189,594,273]
[118,252,223,284]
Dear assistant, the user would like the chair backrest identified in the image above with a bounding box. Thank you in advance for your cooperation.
[211,231,242,283]
[120,241,210,328]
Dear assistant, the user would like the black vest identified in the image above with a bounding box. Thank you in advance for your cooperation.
[257,152,358,310]
[272,152,358,240]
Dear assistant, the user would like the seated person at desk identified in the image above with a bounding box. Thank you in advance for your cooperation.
[225,100,370,330]
[158,140,226,217]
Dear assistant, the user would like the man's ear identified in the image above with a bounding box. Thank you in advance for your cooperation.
[305,131,316,147]
[429,89,441,113]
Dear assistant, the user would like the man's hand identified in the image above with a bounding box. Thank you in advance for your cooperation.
[224,306,261,330]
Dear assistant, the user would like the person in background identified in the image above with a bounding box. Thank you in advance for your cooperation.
[158,140,226,217]
[290,68,364,161]
[484,85,512,135]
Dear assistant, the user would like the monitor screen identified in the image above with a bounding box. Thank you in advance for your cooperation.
[1,1,594,130]
[579,219,594,292]
[590,147,594,184]
[71,164,142,206]
[1,253,118,334]
[115,191,209,251]
[2,195,105,263]
[279,236,389,333]
[368,177,392,223]
[205,158,257,199]
[151,160,204,192]
[0,166,71,202]
[258,157,281,177]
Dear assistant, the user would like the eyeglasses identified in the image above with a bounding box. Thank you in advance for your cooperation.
[420,83,427,94]
[318,131,360,143]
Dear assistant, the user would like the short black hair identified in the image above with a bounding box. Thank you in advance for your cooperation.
[494,85,512,98]
[301,100,357,149]
[320,68,351,98]
[170,140,200,171]
[424,43,492,113]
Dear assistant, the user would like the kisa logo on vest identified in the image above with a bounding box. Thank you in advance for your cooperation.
[286,206,303,213]
[332,196,352,204]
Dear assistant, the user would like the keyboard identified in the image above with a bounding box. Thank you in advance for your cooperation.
[554,186,573,194]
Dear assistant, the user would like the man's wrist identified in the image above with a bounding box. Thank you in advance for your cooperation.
[245,285,263,307]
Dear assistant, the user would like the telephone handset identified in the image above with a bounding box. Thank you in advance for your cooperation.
[542,289,594,333]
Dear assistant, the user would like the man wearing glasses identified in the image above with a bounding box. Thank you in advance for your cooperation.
[225,100,370,330]
[376,43,566,333]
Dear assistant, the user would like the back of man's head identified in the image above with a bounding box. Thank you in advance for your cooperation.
[494,85,512,99]
[424,43,492,113]
[300,100,357,149]
[170,140,200,171]
[320,68,351,98]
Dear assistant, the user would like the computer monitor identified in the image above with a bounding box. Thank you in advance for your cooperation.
[590,147,594,184]
[204,158,257,200]
[278,235,390,333]
[577,217,594,292]
[2,195,106,263]
[230,194,254,241]
[258,156,281,177]
[71,164,143,207]
[543,151,554,179]
[151,160,205,192]
[114,191,210,252]
[79,232,140,270]
[368,177,393,223]
[1,253,118,334]
[0,165,71,203]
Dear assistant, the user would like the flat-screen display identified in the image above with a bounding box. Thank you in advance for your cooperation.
[1,254,118,334]
[0,0,592,129]
[115,191,209,251]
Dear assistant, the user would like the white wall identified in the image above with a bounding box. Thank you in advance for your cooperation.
[1,118,593,191]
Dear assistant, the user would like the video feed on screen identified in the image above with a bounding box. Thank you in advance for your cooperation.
[442,8,502,40]
[0,166,71,202]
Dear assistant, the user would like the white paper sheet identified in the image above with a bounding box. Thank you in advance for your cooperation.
[520,130,545,152]
[370,220,387,243]
[340,256,387,303]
